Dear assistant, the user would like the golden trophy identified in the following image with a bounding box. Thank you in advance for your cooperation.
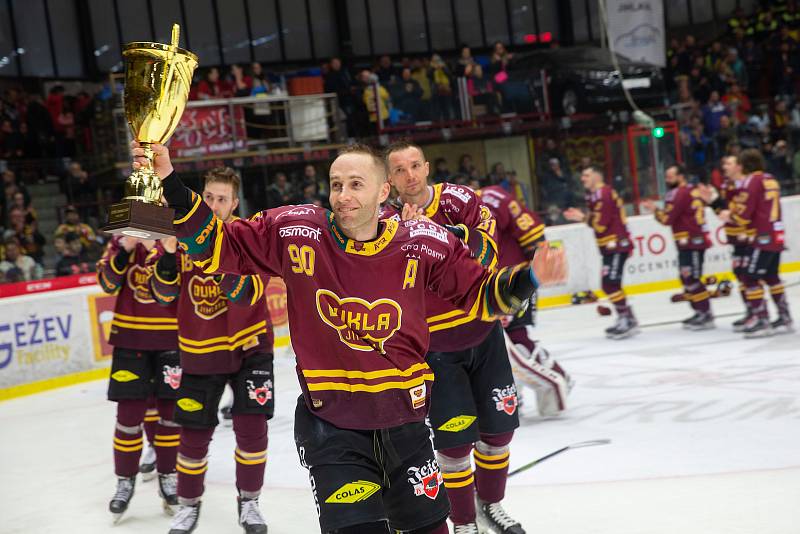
[104,24,198,239]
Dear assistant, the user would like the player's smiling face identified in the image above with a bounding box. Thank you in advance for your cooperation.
[387,146,430,199]
[329,152,390,241]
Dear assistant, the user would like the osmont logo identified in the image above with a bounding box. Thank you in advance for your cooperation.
[278,224,322,241]
[316,289,402,353]
[325,480,381,504]
[437,415,477,432]
[443,185,471,204]
[409,223,449,244]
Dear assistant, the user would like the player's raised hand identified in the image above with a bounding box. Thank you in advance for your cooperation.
[160,236,178,254]
[562,207,585,222]
[531,242,567,287]
[120,236,140,251]
[401,203,423,221]
[131,141,174,180]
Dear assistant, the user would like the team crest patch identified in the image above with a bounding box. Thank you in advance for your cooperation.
[188,275,228,320]
[126,264,155,304]
[407,459,443,500]
[315,289,402,353]
[492,384,518,415]
[162,365,182,390]
[247,379,273,405]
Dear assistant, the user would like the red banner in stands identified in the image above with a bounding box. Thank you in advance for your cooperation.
[0,273,98,298]
[170,105,247,158]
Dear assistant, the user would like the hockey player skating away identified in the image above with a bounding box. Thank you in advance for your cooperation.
[134,141,566,534]
[700,155,753,331]
[150,168,275,534]
[729,149,793,337]
[564,166,639,339]
[478,184,572,418]
[96,236,181,522]
[642,164,714,330]
[383,141,526,534]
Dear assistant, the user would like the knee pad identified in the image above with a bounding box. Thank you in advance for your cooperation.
[116,398,148,427]
[436,445,473,473]
[478,431,513,450]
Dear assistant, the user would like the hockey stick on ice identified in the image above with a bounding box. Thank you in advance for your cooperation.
[508,439,611,477]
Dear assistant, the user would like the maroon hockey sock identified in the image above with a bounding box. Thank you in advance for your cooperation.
[143,397,159,445]
[233,414,268,495]
[744,280,768,319]
[114,399,148,477]
[437,444,475,525]
[682,277,710,313]
[765,277,791,317]
[474,432,513,504]
[154,399,179,474]
[176,426,215,501]
[507,327,535,353]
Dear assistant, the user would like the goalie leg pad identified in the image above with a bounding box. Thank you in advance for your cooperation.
[505,330,572,416]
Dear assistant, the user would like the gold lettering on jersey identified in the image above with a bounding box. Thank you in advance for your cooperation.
[126,264,155,304]
[402,259,418,290]
[188,275,228,320]
[316,289,402,353]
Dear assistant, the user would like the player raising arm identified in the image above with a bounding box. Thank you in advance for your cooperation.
[132,140,565,534]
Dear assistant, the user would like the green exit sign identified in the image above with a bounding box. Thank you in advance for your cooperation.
[652,126,665,138]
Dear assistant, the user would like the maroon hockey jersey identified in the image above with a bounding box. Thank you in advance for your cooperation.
[718,178,749,243]
[174,195,534,430]
[731,172,785,252]
[380,182,499,352]
[478,184,545,266]
[97,237,178,351]
[585,185,632,253]
[654,184,710,250]
[150,236,273,375]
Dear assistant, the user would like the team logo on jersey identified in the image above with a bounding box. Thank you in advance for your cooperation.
[407,459,443,500]
[162,364,182,390]
[246,379,273,406]
[126,264,155,304]
[315,289,402,353]
[188,275,228,320]
[324,480,381,504]
[492,384,518,415]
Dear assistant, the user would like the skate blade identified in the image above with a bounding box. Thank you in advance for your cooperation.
[773,325,795,335]
[140,469,157,482]
[732,325,747,333]
[744,329,774,339]
[610,327,640,340]
[686,323,715,331]
[111,511,126,525]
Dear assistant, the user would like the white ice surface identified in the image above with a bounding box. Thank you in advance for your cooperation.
[1,281,799,534]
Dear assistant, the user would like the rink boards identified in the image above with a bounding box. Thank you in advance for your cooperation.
[1,195,798,399]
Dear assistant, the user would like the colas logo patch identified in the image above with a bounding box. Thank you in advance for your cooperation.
[126,264,155,304]
[247,379,273,405]
[315,289,402,353]
[325,480,381,504]
[492,384,518,415]
[188,275,228,319]
[407,459,443,500]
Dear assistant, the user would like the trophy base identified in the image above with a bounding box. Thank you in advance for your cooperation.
[103,200,176,240]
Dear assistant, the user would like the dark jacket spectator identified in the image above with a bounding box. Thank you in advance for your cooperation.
[55,232,93,277]
[539,158,575,210]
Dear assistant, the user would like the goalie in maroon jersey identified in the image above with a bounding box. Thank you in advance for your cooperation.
[479,183,573,418]
[132,140,566,534]
[382,141,525,534]
[564,166,639,339]
[96,236,181,521]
